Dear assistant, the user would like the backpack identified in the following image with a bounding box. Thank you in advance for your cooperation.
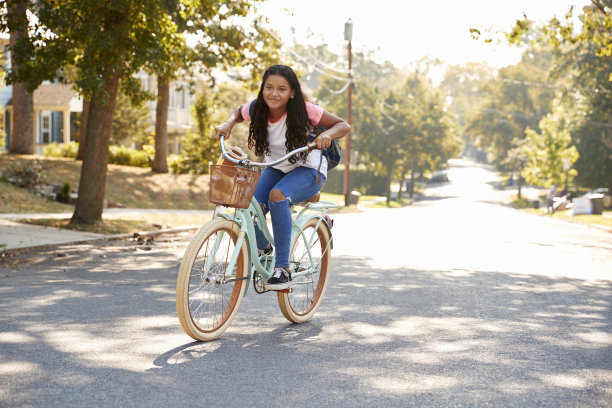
[248,100,342,171]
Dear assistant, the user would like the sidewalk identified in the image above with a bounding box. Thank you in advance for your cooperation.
[0,219,104,250]
[0,208,212,252]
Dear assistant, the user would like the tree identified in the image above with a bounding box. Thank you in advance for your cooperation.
[440,62,494,158]
[149,1,280,173]
[4,0,34,154]
[313,49,459,203]
[503,137,529,199]
[110,89,151,147]
[522,103,579,188]
[4,0,270,224]
[505,1,611,192]
[465,48,556,167]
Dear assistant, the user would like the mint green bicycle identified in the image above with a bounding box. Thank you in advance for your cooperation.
[176,137,337,341]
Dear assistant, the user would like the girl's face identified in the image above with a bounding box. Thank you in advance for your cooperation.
[262,74,295,111]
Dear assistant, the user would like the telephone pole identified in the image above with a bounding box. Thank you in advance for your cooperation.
[344,19,353,206]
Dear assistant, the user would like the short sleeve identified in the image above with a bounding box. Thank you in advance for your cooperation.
[306,102,324,126]
[240,100,256,122]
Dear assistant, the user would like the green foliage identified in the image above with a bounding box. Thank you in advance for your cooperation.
[111,89,152,146]
[56,182,71,203]
[465,48,556,166]
[43,142,79,158]
[441,62,494,128]
[6,160,44,191]
[168,131,217,174]
[321,166,387,196]
[502,2,611,190]
[522,102,579,187]
[313,50,460,202]
[169,81,254,174]
[108,144,154,167]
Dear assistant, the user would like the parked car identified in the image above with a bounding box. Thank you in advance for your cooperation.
[430,169,449,182]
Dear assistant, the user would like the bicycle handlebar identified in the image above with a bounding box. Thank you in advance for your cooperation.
[219,135,317,167]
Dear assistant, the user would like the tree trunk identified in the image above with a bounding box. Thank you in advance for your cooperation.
[409,155,416,198]
[152,80,169,173]
[397,169,407,201]
[71,70,122,225]
[385,166,393,205]
[76,99,90,160]
[8,0,34,155]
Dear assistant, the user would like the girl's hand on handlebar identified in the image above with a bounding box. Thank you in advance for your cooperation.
[314,133,332,150]
[214,122,233,140]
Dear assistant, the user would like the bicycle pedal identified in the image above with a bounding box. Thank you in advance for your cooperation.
[265,287,293,293]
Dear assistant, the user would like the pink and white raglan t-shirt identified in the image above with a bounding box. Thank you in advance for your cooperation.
[241,100,326,175]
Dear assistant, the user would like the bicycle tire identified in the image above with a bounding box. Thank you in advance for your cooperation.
[277,217,331,323]
[176,218,248,341]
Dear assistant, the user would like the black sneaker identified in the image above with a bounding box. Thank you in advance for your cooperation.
[258,245,273,257]
[266,267,292,290]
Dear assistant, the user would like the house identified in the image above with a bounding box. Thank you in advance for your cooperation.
[1,73,194,155]
[1,34,195,155]
[2,83,83,155]
[1,38,82,155]
[135,71,194,154]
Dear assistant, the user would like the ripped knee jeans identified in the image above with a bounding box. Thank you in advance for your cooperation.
[253,166,325,268]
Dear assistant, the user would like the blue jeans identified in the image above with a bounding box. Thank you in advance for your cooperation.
[254,166,325,268]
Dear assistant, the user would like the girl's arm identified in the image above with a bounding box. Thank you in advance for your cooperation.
[214,105,245,140]
[313,110,351,150]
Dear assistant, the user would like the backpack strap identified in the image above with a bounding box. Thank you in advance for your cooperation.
[248,100,255,120]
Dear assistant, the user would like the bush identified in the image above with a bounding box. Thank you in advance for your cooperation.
[168,153,211,174]
[43,142,79,158]
[6,160,44,191]
[322,167,387,196]
[56,182,71,203]
[108,145,153,167]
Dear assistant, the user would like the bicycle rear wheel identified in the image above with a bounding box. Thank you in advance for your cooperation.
[176,218,248,341]
[277,217,331,323]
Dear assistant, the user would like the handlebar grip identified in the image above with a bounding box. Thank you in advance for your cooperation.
[308,141,317,151]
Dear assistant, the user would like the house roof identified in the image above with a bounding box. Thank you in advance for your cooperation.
[33,84,76,107]
[7,83,77,108]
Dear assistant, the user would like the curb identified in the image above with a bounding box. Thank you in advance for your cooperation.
[0,224,202,256]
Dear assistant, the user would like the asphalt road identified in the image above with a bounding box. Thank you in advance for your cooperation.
[1,160,610,407]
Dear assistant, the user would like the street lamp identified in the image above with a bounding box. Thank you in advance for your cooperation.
[344,19,353,206]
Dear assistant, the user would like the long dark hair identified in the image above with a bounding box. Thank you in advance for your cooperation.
[248,65,309,164]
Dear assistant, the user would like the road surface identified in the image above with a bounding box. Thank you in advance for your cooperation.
[1,159,610,407]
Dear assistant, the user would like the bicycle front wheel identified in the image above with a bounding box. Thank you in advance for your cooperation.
[277,217,332,323]
[176,218,248,341]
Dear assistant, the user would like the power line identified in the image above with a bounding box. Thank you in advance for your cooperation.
[261,27,353,94]
[498,77,611,94]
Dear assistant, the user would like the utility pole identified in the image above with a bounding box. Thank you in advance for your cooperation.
[344,19,353,206]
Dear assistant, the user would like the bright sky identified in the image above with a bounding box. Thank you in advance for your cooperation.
[256,0,591,70]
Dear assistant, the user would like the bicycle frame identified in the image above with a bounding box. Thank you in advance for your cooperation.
[215,196,336,294]
[211,135,337,293]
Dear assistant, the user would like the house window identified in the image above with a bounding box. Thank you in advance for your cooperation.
[169,88,175,109]
[180,90,186,109]
[41,112,51,144]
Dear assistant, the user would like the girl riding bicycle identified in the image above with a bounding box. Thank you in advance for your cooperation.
[214,64,350,290]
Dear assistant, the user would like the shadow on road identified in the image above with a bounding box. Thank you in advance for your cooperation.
[1,246,610,407]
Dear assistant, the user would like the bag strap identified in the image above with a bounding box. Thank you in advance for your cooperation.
[248,100,255,119]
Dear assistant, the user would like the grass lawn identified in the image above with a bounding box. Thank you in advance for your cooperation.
[512,196,612,230]
[0,154,214,212]
[17,212,214,235]
[0,181,73,213]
